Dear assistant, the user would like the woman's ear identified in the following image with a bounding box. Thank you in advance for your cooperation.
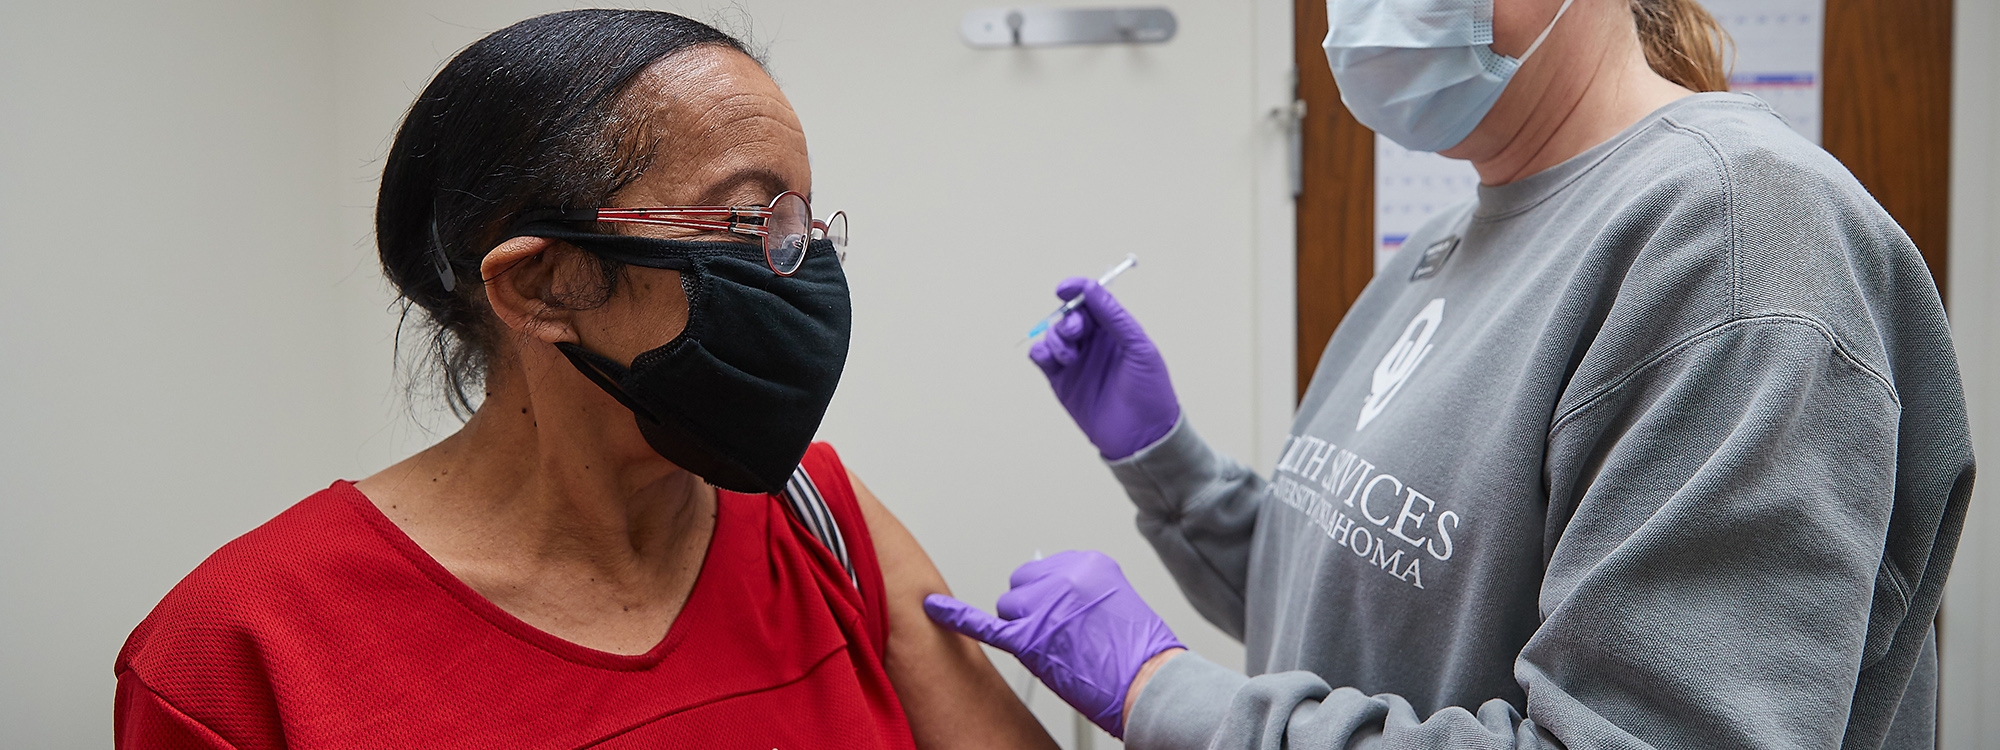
[481,236,580,345]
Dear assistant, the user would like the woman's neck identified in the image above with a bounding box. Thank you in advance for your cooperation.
[357,357,717,654]
[1443,5,1693,186]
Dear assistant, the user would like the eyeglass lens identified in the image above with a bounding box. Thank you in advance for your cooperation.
[765,192,810,275]
[824,212,848,256]
[811,211,850,264]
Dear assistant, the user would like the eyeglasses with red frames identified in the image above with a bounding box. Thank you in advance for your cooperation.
[532,190,846,276]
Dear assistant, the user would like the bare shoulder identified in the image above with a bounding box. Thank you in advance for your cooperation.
[843,468,1058,750]
[845,468,948,593]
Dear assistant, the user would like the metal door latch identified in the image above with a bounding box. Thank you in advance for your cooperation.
[1269,69,1307,198]
[961,7,1178,48]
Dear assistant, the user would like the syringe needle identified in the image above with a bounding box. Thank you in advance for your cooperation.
[1021,253,1139,343]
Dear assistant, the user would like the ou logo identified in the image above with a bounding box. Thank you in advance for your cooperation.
[1358,298,1445,431]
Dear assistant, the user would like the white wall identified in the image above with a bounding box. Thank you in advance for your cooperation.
[1941,0,2000,745]
[0,2,348,747]
[1,1,1292,746]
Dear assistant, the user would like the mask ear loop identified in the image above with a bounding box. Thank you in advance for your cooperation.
[429,218,457,293]
[553,342,665,425]
[1517,0,1578,64]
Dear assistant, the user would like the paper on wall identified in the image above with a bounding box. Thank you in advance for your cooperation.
[1704,0,1832,145]
[1706,0,1825,143]
[1373,138,1479,273]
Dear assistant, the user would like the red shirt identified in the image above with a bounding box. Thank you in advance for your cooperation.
[115,444,917,749]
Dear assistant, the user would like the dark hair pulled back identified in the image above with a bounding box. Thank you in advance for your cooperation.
[376,9,753,416]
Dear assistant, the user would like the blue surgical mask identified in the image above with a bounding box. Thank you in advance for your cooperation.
[1323,0,1576,152]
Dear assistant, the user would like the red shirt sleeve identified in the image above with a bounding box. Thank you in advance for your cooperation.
[115,670,240,750]
[799,442,892,658]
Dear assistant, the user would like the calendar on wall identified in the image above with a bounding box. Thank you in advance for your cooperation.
[1709,0,1825,143]
[1373,138,1480,273]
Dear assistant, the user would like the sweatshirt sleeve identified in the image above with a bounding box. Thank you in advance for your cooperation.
[1124,318,1917,750]
[1108,418,1266,640]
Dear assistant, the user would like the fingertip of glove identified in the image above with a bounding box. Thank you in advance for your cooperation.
[1027,337,1054,366]
[1054,311,1087,339]
[1055,276,1092,300]
[1080,276,1118,305]
[922,593,959,617]
[1042,333,1081,368]
[1030,337,1073,372]
[925,594,1015,646]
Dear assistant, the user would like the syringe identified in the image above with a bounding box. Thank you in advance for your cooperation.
[1022,253,1138,343]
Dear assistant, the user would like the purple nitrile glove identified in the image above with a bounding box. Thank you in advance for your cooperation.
[1028,278,1181,460]
[923,550,1184,738]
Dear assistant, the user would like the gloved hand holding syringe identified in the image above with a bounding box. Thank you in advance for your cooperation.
[1021,253,1137,343]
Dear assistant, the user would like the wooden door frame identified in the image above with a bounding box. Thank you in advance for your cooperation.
[1292,0,1373,400]
[1825,0,1954,302]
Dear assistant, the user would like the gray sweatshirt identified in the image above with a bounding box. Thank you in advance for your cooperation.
[1113,94,1971,750]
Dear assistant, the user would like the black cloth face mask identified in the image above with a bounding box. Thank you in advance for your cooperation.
[506,223,851,494]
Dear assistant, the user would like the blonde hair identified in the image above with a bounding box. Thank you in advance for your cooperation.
[1630,0,1733,92]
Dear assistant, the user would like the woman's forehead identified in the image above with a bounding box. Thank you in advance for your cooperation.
[616,47,810,205]
[626,47,799,141]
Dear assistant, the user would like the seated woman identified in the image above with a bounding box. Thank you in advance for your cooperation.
[113,10,1055,749]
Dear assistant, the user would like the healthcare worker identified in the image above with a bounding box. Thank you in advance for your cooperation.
[924,0,1973,747]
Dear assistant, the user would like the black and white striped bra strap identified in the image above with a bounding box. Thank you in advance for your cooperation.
[779,465,858,588]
